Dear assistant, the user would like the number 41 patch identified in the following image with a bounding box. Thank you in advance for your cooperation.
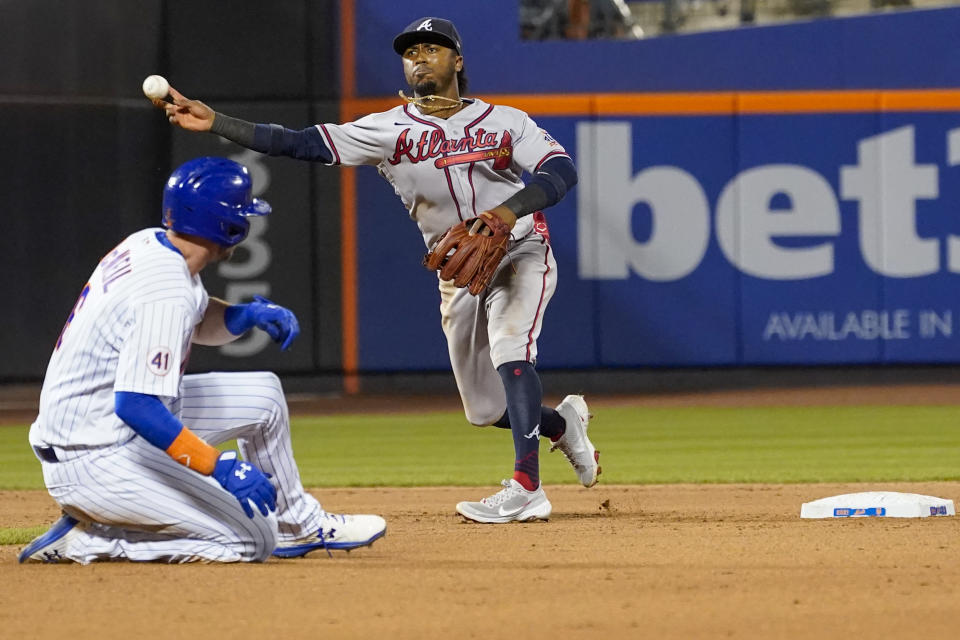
[147,347,173,376]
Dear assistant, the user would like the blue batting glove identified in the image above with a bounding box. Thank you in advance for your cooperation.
[212,451,277,518]
[252,295,300,350]
[224,296,300,350]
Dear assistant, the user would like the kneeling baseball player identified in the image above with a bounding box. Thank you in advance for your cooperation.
[20,157,385,564]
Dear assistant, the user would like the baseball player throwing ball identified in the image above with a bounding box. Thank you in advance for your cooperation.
[155,17,600,524]
[19,157,385,563]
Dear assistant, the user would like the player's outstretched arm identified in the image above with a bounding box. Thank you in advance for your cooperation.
[157,86,215,132]
[149,85,334,162]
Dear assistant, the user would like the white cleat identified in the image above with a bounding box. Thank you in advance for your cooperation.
[456,479,552,524]
[551,394,600,487]
[273,511,386,558]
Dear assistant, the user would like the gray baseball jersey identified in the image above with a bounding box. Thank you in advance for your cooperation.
[319,99,566,424]
[319,98,569,247]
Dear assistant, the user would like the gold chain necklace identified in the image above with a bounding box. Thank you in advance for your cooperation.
[398,90,464,116]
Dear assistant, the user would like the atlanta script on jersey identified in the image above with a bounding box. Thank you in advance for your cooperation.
[315,98,570,247]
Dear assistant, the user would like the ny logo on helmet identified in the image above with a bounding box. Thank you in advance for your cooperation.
[417,19,433,31]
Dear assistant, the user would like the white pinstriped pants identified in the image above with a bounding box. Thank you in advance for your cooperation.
[40,371,323,564]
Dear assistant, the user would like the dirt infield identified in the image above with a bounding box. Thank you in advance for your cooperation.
[3,482,960,639]
[3,384,960,639]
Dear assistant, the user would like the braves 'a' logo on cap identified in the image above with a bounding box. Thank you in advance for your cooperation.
[417,19,433,31]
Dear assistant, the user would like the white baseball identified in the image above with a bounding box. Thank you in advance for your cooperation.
[142,75,170,100]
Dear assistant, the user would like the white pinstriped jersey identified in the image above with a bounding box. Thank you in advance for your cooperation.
[316,98,570,247]
[30,228,208,450]
[29,232,327,564]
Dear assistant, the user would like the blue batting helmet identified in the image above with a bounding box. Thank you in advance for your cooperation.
[161,157,270,247]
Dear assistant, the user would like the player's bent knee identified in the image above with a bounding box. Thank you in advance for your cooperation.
[464,406,505,427]
[267,375,287,411]
[252,371,284,398]
[263,370,283,388]
[245,371,288,423]
[244,513,279,562]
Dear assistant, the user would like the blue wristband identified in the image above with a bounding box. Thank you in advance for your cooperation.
[223,303,254,336]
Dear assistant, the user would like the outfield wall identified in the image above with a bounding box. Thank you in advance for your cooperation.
[351,103,960,369]
[3,1,959,380]
[347,3,960,371]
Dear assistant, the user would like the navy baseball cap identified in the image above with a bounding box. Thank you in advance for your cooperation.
[393,17,463,55]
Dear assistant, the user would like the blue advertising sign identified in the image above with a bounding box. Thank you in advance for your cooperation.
[578,113,960,366]
[353,108,960,370]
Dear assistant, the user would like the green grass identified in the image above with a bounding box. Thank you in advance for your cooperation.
[3,405,960,490]
[0,525,47,545]
[0,427,46,490]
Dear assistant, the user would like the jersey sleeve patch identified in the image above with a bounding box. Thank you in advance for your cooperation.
[147,347,173,376]
[115,301,191,398]
[540,128,561,147]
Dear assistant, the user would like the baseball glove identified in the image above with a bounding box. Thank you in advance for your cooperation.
[423,212,511,296]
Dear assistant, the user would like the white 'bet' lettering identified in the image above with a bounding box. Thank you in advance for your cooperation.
[577,123,960,281]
